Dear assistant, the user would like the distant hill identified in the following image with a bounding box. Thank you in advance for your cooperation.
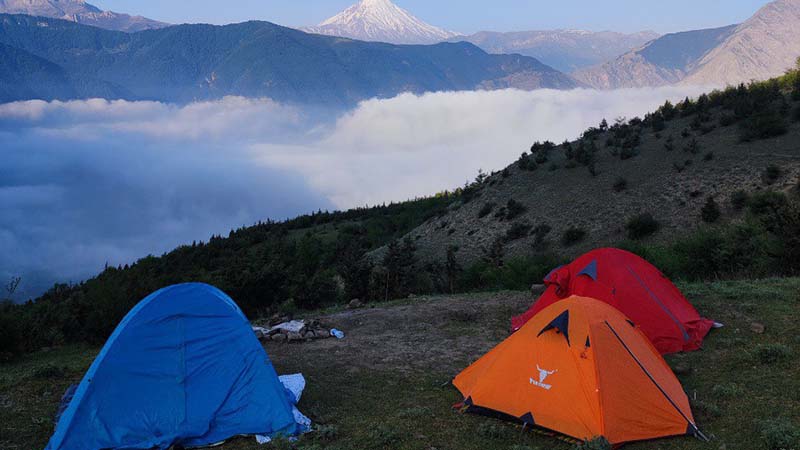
[302,0,459,45]
[573,25,738,88]
[0,0,167,32]
[574,0,800,89]
[0,14,577,105]
[454,29,659,73]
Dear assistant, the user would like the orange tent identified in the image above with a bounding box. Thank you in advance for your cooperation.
[454,296,703,446]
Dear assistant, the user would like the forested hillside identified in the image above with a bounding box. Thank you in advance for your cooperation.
[0,14,576,105]
[3,68,800,360]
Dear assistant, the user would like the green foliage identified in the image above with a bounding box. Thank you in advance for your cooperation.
[561,227,587,246]
[573,436,611,450]
[459,254,564,292]
[626,213,660,239]
[740,110,788,142]
[518,152,537,171]
[755,344,792,365]
[504,222,532,242]
[477,422,505,439]
[703,151,714,161]
[711,383,741,399]
[613,177,628,192]
[731,190,750,210]
[759,418,800,450]
[478,202,496,219]
[504,199,527,221]
[32,364,67,379]
[701,197,722,223]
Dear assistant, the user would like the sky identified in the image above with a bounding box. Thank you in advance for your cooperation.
[92,0,772,34]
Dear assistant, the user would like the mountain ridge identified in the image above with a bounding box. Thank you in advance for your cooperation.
[574,0,800,89]
[0,14,577,105]
[454,29,660,73]
[0,0,167,32]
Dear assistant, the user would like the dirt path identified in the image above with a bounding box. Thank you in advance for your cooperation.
[265,291,532,375]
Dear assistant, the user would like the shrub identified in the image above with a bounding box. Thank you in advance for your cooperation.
[701,197,721,223]
[684,138,700,154]
[740,110,788,142]
[561,227,587,246]
[505,199,527,220]
[703,151,714,161]
[518,152,537,171]
[478,202,496,219]
[505,222,532,242]
[626,213,660,239]
[532,224,552,247]
[719,114,737,127]
[574,437,612,450]
[762,164,782,185]
[731,190,749,210]
[613,177,628,192]
[759,418,800,450]
[619,146,639,160]
[756,343,792,364]
[794,104,800,122]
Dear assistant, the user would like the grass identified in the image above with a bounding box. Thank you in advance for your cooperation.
[1,279,799,450]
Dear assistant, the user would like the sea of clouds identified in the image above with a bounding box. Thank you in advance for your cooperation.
[0,86,709,300]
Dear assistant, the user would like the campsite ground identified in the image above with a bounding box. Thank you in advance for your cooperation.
[1,279,798,450]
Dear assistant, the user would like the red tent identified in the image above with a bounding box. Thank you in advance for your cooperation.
[511,248,715,354]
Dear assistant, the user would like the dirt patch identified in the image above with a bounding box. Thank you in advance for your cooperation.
[266,291,532,375]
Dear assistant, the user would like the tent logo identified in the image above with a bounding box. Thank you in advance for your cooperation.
[530,365,557,390]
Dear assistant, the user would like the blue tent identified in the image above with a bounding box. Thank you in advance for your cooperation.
[46,283,303,450]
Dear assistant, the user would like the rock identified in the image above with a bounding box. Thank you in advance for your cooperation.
[317,329,331,339]
[531,284,546,296]
[271,333,287,343]
[348,299,363,309]
[304,330,317,339]
[408,293,417,299]
[287,331,303,342]
[672,364,693,376]
[750,322,766,334]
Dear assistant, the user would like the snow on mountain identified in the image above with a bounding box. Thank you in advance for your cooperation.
[0,0,167,32]
[302,0,459,45]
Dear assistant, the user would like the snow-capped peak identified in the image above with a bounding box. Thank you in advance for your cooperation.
[302,0,460,45]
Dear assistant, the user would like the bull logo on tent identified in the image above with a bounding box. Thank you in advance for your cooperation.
[530,365,557,390]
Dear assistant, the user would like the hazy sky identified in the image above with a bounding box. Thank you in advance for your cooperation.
[92,0,772,34]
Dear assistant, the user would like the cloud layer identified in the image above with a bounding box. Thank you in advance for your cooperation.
[1,86,708,300]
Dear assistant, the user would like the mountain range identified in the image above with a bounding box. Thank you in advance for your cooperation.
[302,0,459,45]
[454,30,660,73]
[575,0,800,88]
[0,0,167,32]
[0,14,577,105]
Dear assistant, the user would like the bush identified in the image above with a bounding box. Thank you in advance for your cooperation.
[505,199,527,220]
[701,197,721,223]
[532,224,552,248]
[763,164,782,185]
[794,104,800,122]
[478,202,495,219]
[626,213,660,239]
[574,437,611,450]
[518,152,537,171]
[32,364,68,379]
[703,151,714,161]
[756,343,792,364]
[505,222,532,242]
[740,110,788,142]
[613,177,628,192]
[561,227,587,246]
[731,190,749,210]
[759,418,800,450]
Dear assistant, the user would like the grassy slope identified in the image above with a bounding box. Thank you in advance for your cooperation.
[2,278,797,450]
